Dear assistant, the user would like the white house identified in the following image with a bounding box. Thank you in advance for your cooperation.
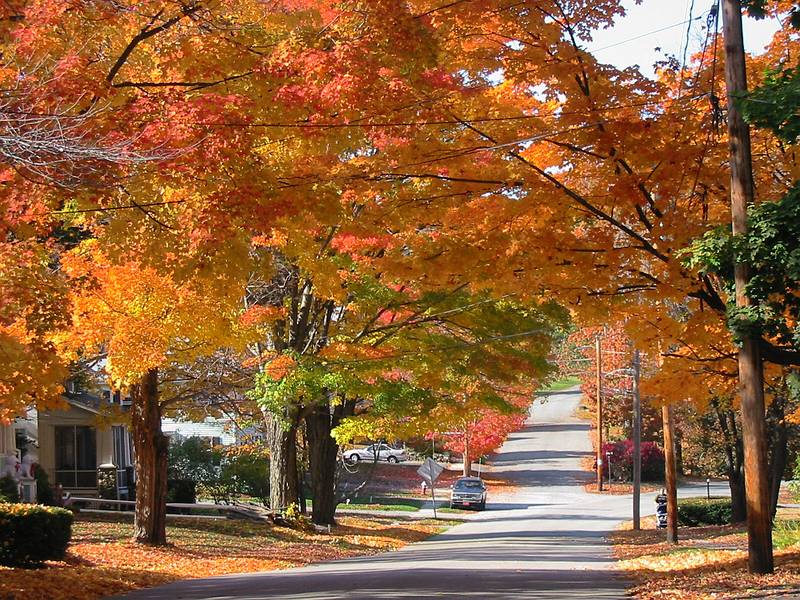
[161,417,237,447]
[3,383,247,503]
[37,390,135,499]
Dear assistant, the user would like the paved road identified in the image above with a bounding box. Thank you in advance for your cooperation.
[114,388,694,599]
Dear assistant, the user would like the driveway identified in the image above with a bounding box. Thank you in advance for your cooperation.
[114,388,689,599]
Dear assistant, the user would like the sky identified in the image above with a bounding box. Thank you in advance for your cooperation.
[587,0,781,76]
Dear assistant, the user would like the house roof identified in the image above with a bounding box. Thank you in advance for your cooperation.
[64,391,104,414]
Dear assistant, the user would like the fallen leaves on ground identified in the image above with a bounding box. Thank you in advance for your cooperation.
[0,513,453,600]
[611,518,800,599]
[584,481,662,495]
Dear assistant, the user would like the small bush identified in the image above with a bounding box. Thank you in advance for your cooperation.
[0,503,73,566]
[0,475,19,503]
[167,479,197,504]
[167,479,197,513]
[601,440,665,482]
[221,453,269,506]
[677,497,733,526]
[33,467,55,506]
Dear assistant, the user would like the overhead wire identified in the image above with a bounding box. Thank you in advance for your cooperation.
[37,89,714,217]
[679,0,698,93]
[590,14,704,54]
[27,7,722,217]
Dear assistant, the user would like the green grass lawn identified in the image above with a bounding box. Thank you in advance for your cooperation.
[437,506,475,514]
[332,497,424,512]
[539,376,581,392]
[773,518,800,549]
[340,502,420,512]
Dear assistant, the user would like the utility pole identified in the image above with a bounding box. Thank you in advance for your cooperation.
[595,335,604,492]
[662,404,679,544]
[721,0,773,574]
[632,350,642,530]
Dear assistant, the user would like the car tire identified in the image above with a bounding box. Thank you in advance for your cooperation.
[348,454,360,463]
[387,456,398,463]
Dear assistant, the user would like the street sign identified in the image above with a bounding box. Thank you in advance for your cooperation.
[417,457,444,484]
[417,458,444,519]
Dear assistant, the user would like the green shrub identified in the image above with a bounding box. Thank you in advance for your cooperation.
[0,476,19,503]
[221,453,269,506]
[677,497,733,526]
[168,435,219,483]
[167,478,197,504]
[0,503,73,566]
[167,479,197,514]
[33,467,55,506]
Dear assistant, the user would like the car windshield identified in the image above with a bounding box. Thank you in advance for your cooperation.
[455,480,484,490]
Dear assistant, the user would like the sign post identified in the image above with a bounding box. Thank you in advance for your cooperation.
[417,457,444,518]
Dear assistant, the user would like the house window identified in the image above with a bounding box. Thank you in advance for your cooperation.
[112,426,130,490]
[14,429,26,459]
[55,426,97,488]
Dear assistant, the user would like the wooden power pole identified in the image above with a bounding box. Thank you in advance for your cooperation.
[662,404,679,544]
[632,350,642,530]
[596,335,603,492]
[721,0,774,574]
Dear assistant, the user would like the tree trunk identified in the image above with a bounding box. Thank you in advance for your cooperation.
[306,404,338,526]
[767,396,788,519]
[131,368,168,545]
[298,466,308,515]
[264,411,299,511]
[730,469,747,522]
[462,429,471,477]
[721,0,773,574]
[632,350,641,531]
[596,335,604,492]
[662,404,679,544]
[713,401,747,522]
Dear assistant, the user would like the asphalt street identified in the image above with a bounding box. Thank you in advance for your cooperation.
[116,388,714,599]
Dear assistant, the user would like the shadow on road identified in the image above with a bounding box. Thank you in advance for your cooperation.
[492,450,590,463]
[125,567,628,599]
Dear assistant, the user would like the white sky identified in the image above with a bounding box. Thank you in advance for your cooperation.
[588,0,781,76]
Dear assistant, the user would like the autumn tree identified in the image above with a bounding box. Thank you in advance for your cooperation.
[436,396,530,477]
[5,0,796,562]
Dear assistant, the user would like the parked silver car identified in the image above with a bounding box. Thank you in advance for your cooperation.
[450,476,487,509]
[343,443,407,464]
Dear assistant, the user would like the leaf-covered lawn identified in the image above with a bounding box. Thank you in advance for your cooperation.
[584,481,662,495]
[611,517,800,598]
[0,513,453,600]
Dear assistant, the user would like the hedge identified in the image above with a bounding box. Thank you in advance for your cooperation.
[0,476,19,503]
[167,479,196,514]
[0,503,73,566]
[677,497,733,527]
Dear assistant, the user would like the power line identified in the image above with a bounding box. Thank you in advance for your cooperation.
[589,15,704,54]
[681,0,698,73]
[35,90,712,217]
[128,93,706,132]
